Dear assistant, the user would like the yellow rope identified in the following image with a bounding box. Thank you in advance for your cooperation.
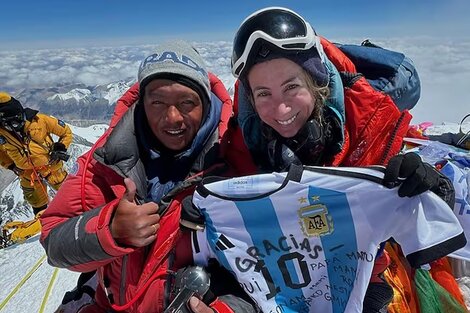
[0,254,46,311]
[38,267,59,313]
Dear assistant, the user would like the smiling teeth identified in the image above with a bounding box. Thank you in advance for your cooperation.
[167,130,184,135]
[277,114,297,125]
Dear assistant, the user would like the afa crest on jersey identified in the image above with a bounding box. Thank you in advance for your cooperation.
[298,203,334,237]
[0,135,6,145]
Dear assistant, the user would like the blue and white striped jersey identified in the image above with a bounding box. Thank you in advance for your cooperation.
[440,160,470,261]
[191,166,466,313]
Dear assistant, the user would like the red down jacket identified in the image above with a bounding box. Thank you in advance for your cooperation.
[40,73,257,313]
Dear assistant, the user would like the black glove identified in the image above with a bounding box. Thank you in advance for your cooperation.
[362,282,394,313]
[383,153,440,197]
[52,142,67,152]
[50,142,69,162]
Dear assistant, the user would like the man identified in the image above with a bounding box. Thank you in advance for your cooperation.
[40,41,257,313]
[0,93,71,241]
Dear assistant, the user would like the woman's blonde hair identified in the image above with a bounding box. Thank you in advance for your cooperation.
[300,68,330,122]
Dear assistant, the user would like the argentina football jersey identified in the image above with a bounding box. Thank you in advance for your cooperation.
[191,165,466,313]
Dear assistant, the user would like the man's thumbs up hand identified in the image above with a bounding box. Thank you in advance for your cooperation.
[110,178,161,247]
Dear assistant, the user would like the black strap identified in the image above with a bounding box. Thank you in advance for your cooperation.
[61,271,96,305]
[456,113,470,148]
[285,163,303,183]
[459,113,470,133]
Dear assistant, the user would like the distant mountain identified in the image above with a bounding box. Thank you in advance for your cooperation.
[14,80,134,123]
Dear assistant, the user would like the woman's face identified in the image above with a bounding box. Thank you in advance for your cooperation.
[247,58,315,138]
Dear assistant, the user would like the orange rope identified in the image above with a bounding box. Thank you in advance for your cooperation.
[25,155,50,200]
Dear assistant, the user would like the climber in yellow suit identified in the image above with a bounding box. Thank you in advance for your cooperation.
[0,92,72,243]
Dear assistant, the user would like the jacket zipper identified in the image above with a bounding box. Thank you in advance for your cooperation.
[379,112,406,165]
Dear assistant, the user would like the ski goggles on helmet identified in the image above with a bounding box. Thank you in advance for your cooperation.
[231,7,322,78]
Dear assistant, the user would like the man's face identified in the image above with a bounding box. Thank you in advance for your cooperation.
[143,79,204,151]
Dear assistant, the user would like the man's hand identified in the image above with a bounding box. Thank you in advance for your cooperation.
[49,142,70,162]
[110,178,161,247]
[51,142,67,152]
[189,297,214,313]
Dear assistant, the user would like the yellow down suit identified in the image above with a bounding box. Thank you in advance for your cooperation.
[0,113,72,213]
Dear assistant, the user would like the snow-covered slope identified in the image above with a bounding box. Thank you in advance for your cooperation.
[0,122,109,312]
[48,88,91,103]
[68,123,108,143]
[0,236,80,312]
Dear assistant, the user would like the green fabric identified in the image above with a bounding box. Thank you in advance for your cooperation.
[414,268,468,313]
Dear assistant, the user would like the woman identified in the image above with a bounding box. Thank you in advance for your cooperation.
[230,7,462,313]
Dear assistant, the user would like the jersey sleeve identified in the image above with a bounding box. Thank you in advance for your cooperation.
[192,228,215,266]
[387,191,466,268]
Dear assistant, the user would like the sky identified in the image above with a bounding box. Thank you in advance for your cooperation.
[0,1,469,124]
[1,0,470,50]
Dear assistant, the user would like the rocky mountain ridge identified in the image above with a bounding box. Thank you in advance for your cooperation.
[13,80,134,123]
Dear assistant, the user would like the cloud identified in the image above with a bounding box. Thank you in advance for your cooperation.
[0,46,144,89]
[0,38,468,124]
[385,37,470,124]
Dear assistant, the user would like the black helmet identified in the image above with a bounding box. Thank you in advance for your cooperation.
[231,7,326,78]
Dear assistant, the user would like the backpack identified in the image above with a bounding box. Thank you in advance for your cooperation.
[335,39,421,111]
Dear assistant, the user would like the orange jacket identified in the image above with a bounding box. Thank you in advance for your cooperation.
[320,38,412,167]
[0,112,72,177]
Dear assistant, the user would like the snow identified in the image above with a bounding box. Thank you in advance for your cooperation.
[46,81,133,107]
[423,122,470,136]
[48,89,91,102]
[68,123,108,143]
[458,276,470,309]
[101,81,132,105]
[0,235,80,312]
[0,122,469,312]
